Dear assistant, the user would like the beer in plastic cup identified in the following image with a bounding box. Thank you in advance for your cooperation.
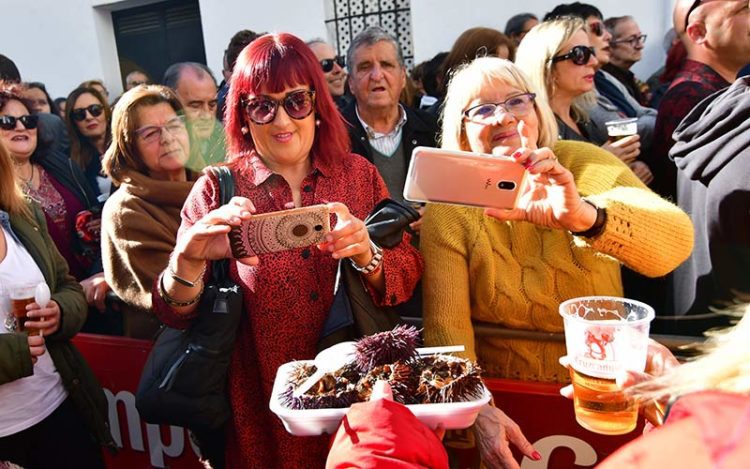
[605,118,638,143]
[559,296,654,435]
[10,285,40,335]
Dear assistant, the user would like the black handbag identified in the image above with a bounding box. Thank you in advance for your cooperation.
[135,166,242,435]
[318,198,420,351]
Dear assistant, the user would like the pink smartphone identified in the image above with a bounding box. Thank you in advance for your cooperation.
[403,146,528,210]
[228,205,331,258]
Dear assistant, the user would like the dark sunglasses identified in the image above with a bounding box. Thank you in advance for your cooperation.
[588,21,605,37]
[684,0,702,31]
[551,45,596,66]
[71,104,104,122]
[0,114,39,131]
[320,56,345,73]
[243,89,316,125]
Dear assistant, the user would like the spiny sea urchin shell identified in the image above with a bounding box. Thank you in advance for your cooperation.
[354,324,420,372]
[416,356,484,403]
[356,361,421,404]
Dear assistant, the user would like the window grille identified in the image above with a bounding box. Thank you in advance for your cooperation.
[324,0,414,69]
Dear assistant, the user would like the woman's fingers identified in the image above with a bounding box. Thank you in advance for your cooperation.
[517,120,537,151]
[228,196,256,213]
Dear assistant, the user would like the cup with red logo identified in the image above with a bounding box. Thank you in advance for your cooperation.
[559,296,654,435]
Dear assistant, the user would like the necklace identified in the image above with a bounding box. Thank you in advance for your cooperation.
[17,163,35,192]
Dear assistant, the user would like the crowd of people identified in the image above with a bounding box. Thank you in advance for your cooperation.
[1,0,749,467]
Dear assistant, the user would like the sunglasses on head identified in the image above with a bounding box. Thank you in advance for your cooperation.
[588,21,605,37]
[0,114,39,131]
[551,45,596,66]
[243,89,316,125]
[71,104,104,122]
[320,56,345,73]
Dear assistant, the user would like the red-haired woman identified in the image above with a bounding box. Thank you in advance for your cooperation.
[153,33,422,467]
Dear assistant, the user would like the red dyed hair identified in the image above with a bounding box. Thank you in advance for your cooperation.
[225,33,350,166]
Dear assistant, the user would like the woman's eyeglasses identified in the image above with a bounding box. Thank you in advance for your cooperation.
[0,114,39,131]
[611,34,647,48]
[463,93,536,124]
[71,104,104,122]
[243,90,316,125]
[134,116,187,144]
[550,45,596,66]
[588,21,605,37]
[320,56,345,73]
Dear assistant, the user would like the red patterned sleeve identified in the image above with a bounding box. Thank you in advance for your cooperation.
[362,159,423,307]
[151,172,221,329]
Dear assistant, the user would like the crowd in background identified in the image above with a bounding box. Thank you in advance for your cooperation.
[1,0,749,467]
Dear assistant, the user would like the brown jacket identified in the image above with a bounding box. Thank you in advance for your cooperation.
[101,169,197,339]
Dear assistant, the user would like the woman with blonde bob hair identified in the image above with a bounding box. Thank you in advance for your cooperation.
[100,84,199,338]
[515,17,640,163]
[420,56,694,467]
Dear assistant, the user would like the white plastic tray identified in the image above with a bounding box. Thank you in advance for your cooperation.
[269,360,492,436]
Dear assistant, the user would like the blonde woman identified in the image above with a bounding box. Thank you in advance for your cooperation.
[421,56,693,467]
[515,17,642,165]
[100,85,198,339]
[0,142,113,466]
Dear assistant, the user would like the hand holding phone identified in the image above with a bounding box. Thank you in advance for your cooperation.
[403,146,528,210]
[228,205,331,258]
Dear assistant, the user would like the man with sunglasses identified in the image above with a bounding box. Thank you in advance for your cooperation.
[307,39,352,110]
[647,0,750,203]
[603,16,650,105]
[163,62,225,172]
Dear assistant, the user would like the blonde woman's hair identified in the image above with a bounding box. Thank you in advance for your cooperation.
[0,141,30,217]
[632,304,750,401]
[514,17,597,124]
[440,56,558,151]
[102,85,186,184]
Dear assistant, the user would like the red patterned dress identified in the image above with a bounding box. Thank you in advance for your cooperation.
[153,152,423,468]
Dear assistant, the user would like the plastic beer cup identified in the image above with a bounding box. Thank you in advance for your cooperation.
[10,284,40,335]
[605,117,638,143]
[559,296,654,435]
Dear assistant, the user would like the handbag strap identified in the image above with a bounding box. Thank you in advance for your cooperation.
[208,166,235,282]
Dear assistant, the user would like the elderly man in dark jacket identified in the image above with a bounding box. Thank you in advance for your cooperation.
[342,26,438,221]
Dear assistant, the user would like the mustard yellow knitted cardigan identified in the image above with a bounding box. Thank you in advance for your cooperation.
[421,140,694,383]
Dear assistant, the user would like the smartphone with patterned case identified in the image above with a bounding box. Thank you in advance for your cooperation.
[228,205,331,258]
[403,146,528,210]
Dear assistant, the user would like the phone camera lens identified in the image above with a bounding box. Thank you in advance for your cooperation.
[314,224,323,232]
[497,181,516,191]
[292,224,309,237]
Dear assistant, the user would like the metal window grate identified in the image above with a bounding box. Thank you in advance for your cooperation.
[324,0,414,69]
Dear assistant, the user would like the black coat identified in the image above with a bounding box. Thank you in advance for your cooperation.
[340,100,439,172]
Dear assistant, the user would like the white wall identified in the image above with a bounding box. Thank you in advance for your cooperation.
[198,0,328,83]
[2,0,121,99]
[412,0,677,81]
[3,0,677,100]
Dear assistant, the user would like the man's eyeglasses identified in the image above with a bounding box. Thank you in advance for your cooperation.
[134,116,187,144]
[320,56,345,73]
[70,104,104,122]
[463,93,536,124]
[244,89,316,125]
[0,114,39,131]
[588,21,605,37]
[550,45,596,66]
[611,34,647,48]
